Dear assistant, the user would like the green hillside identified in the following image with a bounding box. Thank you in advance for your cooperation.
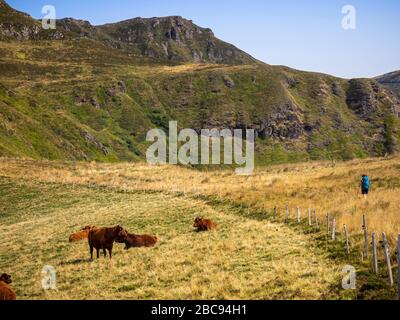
[0,0,399,164]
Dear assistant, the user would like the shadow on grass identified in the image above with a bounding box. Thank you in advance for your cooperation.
[60,258,92,266]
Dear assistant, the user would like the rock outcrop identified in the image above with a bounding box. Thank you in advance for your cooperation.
[346,79,400,120]
[257,103,304,140]
[81,131,109,156]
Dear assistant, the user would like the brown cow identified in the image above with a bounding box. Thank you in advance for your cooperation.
[69,226,97,243]
[193,217,216,232]
[116,233,158,250]
[88,226,128,260]
[0,274,16,301]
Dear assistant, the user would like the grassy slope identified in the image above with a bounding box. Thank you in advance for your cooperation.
[0,40,157,161]
[0,40,399,164]
[0,176,341,300]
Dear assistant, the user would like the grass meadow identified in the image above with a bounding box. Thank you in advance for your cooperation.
[0,156,399,300]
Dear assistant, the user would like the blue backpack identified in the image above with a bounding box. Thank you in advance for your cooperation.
[362,176,370,189]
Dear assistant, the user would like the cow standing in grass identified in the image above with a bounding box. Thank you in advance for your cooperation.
[88,226,128,260]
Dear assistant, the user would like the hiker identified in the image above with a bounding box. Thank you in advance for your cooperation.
[361,175,370,199]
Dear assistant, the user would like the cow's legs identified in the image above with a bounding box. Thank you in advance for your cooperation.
[103,249,107,258]
[90,246,94,260]
[96,249,100,259]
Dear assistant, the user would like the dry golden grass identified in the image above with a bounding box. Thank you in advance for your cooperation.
[143,63,255,75]
[0,176,341,300]
[1,156,399,244]
[0,156,399,300]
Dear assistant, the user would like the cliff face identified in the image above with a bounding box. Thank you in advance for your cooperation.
[346,79,400,120]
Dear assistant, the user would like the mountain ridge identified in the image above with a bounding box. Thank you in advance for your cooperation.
[0,1,256,65]
[94,15,257,64]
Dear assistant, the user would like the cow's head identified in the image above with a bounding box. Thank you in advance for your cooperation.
[193,217,203,228]
[115,225,128,242]
[0,273,12,284]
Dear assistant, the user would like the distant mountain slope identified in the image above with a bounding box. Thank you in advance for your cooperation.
[0,0,399,164]
[95,16,256,64]
[376,70,400,98]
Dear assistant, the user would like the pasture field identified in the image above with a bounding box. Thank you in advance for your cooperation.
[0,156,399,300]
[1,156,399,242]
[0,176,341,300]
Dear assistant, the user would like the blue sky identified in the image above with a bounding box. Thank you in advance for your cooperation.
[7,0,400,79]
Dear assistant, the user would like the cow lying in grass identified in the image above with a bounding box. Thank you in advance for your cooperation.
[116,232,158,250]
[193,217,216,232]
[0,273,16,300]
[88,226,128,260]
[69,226,97,243]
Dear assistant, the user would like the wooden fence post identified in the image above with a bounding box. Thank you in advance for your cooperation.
[344,224,350,255]
[372,233,378,274]
[285,204,289,222]
[363,214,369,260]
[398,234,400,300]
[326,213,330,236]
[314,209,319,227]
[332,219,336,241]
[382,233,394,287]
[308,208,312,226]
[297,207,301,224]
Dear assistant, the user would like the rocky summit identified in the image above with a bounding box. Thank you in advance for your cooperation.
[0,0,399,164]
[95,16,256,64]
